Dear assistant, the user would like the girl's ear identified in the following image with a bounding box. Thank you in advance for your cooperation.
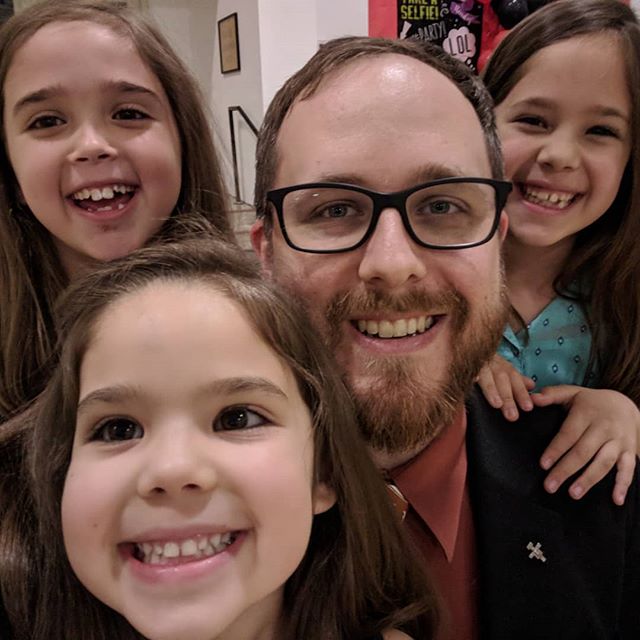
[312,482,336,515]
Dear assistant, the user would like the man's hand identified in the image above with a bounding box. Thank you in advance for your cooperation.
[476,354,535,421]
[532,386,639,506]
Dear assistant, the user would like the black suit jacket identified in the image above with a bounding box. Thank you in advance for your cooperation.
[465,390,640,639]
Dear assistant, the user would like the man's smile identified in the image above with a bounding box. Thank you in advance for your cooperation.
[353,314,438,338]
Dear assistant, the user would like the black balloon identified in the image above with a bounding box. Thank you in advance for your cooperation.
[491,0,529,29]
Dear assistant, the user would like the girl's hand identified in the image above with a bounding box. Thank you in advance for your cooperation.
[476,354,535,421]
[532,386,639,506]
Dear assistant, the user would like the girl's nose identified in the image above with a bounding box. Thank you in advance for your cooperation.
[136,429,219,499]
[68,123,118,163]
[537,132,581,172]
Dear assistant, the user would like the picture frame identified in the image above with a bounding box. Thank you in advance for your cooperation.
[218,12,240,74]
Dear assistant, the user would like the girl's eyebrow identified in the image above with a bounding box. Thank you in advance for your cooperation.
[510,96,629,122]
[77,377,289,415]
[77,383,142,416]
[12,80,161,116]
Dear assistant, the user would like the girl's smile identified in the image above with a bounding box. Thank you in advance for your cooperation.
[2,20,182,276]
[517,182,580,211]
[69,182,137,216]
[120,529,247,587]
[495,33,631,252]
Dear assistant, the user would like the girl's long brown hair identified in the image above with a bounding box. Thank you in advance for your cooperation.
[3,237,437,639]
[482,0,640,403]
[0,0,233,420]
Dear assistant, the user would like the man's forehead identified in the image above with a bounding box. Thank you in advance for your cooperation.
[275,53,491,189]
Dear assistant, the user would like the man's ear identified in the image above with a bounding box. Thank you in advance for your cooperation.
[250,218,273,277]
[498,210,509,241]
[312,482,336,515]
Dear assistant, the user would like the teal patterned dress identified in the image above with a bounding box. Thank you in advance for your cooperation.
[498,296,596,390]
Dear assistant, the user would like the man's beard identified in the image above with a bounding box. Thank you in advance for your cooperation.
[324,286,508,456]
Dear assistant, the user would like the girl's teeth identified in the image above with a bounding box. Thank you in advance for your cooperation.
[523,187,574,208]
[72,184,134,201]
[135,533,236,564]
[181,539,198,555]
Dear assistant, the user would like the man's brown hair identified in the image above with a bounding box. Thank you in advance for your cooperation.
[255,36,503,230]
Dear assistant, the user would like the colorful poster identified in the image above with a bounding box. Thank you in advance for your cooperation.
[370,0,485,71]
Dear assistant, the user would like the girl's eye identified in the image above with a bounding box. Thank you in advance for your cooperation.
[587,125,619,138]
[113,108,149,121]
[514,115,547,129]
[28,114,65,130]
[214,406,268,432]
[91,417,143,442]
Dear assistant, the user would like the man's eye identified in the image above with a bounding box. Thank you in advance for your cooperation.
[306,202,364,222]
[28,114,65,130]
[214,406,268,431]
[428,200,453,214]
[414,199,464,217]
[322,204,352,218]
[113,108,149,121]
[91,418,143,442]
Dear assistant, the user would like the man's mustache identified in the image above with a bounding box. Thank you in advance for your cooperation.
[325,288,470,332]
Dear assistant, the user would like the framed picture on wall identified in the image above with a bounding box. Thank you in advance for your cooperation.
[218,12,240,74]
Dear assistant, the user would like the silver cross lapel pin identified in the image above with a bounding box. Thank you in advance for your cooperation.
[527,541,547,563]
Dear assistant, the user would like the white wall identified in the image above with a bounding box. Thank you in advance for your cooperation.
[148,0,263,205]
[211,0,262,205]
[316,0,368,43]
[257,0,318,112]
[147,0,369,205]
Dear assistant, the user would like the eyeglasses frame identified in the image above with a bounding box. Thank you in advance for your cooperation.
[266,177,512,254]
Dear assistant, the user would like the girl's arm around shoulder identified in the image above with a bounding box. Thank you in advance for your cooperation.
[532,385,639,505]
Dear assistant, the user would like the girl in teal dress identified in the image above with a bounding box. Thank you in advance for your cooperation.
[480,0,640,505]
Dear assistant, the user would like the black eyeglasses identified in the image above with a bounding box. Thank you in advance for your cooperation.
[267,178,512,254]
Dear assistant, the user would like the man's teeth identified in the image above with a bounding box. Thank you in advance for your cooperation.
[356,316,434,338]
[72,184,134,202]
[135,532,235,565]
[523,186,575,208]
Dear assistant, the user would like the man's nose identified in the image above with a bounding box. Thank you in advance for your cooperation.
[67,122,118,163]
[136,427,218,499]
[358,208,427,290]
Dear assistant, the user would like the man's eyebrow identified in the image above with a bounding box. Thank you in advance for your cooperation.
[312,164,466,190]
[12,80,161,117]
[77,377,288,415]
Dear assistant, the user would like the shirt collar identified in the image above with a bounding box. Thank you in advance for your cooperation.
[390,407,468,561]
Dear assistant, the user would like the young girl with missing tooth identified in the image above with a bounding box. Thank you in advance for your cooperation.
[478,0,640,503]
[4,238,437,640]
[0,0,233,421]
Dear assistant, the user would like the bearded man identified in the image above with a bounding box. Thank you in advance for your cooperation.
[250,37,640,640]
